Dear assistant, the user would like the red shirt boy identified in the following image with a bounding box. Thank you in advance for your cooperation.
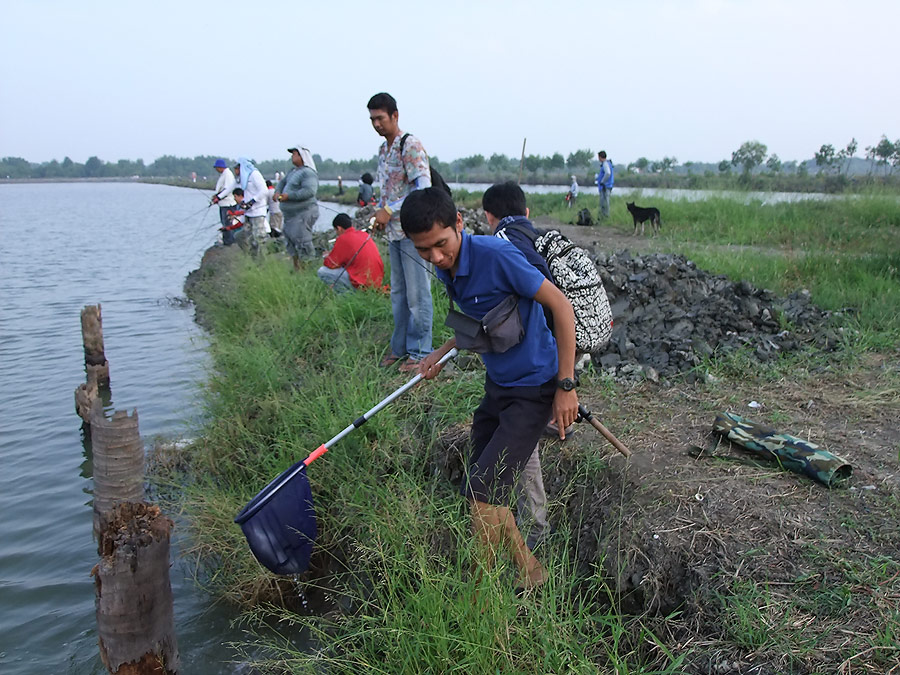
[322,215,384,289]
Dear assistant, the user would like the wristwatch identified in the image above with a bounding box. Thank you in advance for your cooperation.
[557,377,577,391]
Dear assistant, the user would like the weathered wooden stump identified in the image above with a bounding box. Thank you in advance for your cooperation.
[93,502,180,674]
[75,371,100,424]
[81,304,110,387]
[91,408,145,544]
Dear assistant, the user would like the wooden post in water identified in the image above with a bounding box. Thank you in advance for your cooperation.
[517,137,527,185]
[81,304,110,388]
[93,502,180,674]
[74,371,99,424]
[91,407,145,545]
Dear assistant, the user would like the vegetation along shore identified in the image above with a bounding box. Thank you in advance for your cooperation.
[156,188,899,673]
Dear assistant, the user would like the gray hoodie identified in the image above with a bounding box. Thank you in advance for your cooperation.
[276,165,318,217]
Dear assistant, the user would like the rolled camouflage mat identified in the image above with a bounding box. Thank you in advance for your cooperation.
[713,412,851,487]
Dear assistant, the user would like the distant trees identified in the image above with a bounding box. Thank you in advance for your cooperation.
[836,138,857,176]
[731,140,768,174]
[4,134,900,186]
[814,144,836,174]
[626,157,651,174]
[865,136,898,175]
[566,149,593,168]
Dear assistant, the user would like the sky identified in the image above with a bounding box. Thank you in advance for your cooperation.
[2,0,898,167]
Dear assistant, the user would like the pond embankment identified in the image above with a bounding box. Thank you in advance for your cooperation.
[175,207,900,674]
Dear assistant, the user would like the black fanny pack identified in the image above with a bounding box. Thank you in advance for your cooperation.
[445,294,524,354]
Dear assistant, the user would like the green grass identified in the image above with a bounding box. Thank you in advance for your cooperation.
[163,254,691,672]
[161,189,900,671]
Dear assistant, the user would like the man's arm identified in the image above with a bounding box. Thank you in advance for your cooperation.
[533,279,579,437]
[415,337,457,380]
[322,233,349,269]
[373,137,432,227]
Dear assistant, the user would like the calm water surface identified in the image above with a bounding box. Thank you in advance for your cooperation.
[0,182,269,673]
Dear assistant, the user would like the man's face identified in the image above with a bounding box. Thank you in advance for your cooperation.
[290,150,303,167]
[233,166,240,177]
[369,108,399,138]
[215,166,224,174]
[408,214,464,273]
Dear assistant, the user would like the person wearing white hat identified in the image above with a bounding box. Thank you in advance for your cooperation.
[276,145,320,270]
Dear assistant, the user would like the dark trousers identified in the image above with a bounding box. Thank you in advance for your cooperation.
[462,376,555,506]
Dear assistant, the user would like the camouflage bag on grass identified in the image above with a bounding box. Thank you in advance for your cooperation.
[713,412,851,487]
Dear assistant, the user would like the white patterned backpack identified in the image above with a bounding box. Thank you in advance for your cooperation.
[504,225,613,353]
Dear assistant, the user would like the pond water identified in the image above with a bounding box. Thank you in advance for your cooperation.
[0,182,281,674]
[318,178,836,205]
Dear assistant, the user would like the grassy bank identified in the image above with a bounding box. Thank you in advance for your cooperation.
[162,191,900,673]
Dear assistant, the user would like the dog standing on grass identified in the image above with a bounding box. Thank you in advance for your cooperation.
[626,201,661,235]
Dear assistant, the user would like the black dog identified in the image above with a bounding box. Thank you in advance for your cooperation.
[626,202,661,236]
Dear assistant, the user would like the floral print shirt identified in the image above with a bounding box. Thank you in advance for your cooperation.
[376,130,431,240]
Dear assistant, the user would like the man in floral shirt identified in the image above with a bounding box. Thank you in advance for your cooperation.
[367,92,434,372]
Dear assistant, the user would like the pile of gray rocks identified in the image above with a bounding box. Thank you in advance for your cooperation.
[591,250,846,382]
[355,206,845,383]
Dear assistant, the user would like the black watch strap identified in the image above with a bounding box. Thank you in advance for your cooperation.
[557,377,577,391]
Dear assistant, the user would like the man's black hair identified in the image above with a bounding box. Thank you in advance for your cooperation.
[367,92,397,116]
[482,181,527,220]
[361,172,374,185]
[401,188,457,236]
[332,213,352,230]
[232,187,244,196]
[598,150,607,159]
[265,179,273,188]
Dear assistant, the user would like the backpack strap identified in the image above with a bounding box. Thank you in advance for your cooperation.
[501,221,541,243]
[398,133,413,181]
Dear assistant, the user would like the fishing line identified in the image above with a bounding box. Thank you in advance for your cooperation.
[293,226,378,337]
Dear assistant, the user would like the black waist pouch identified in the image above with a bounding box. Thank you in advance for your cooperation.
[445,294,524,354]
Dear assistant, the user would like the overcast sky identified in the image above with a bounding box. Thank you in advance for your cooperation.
[2,0,897,167]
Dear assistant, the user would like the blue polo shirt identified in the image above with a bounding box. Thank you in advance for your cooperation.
[437,232,558,387]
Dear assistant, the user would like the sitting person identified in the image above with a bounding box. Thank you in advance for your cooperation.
[357,172,375,206]
[220,187,246,246]
[317,213,384,292]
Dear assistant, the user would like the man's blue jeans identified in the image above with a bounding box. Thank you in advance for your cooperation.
[317,265,354,293]
[388,238,433,360]
[598,187,611,218]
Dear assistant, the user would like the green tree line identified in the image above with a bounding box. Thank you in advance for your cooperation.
[3,134,898,193]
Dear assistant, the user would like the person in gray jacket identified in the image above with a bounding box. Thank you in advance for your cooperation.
[276,145,320,270]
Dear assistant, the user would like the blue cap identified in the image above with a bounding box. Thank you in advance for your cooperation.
[214,158,227,169]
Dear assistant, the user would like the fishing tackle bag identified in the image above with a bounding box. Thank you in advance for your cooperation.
[444,294,524,354]
[576,208,593,227]
[504,224,613,353]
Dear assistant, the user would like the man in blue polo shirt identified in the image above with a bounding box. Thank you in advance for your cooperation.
[400,187,579,592]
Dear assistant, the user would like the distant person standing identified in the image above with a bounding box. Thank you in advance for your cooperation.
[367,91,433,372]
[317,213,384,293]
[357,172,375,206]
[211,159,237,229]
[265,180,283,235]
[566,174,578,208]
[596,151,614,220]
[276,145,320,270]
[233,158,269,253]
